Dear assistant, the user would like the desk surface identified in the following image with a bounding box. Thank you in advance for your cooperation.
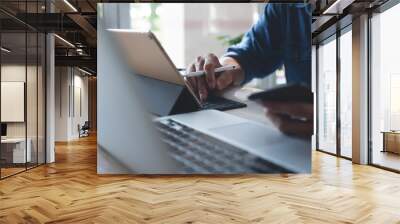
[220,86,272,125]
[381,131,400,134]
[1,138,26,144]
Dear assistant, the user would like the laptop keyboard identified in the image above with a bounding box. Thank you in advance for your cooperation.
[155,119,292,173]
[201,96,246,111]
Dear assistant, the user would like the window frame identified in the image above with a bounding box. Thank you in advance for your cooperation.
[315,23,353,160]
[0,0,47,180]
[367,0,400,173]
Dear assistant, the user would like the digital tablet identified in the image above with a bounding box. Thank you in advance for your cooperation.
[248,83,313,103]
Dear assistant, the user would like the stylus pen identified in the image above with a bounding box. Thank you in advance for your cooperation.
[182,65,239,78]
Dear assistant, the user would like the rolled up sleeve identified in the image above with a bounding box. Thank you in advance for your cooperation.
[224,4,284,84]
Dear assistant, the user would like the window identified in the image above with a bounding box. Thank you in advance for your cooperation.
[339,29,352,158]
[317,37,337,154]
[316,26,353,159]
[370,3,400,171]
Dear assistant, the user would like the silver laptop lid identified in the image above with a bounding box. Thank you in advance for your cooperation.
[108,29,201,105]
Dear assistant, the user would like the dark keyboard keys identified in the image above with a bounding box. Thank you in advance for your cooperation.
[201,96,246,111]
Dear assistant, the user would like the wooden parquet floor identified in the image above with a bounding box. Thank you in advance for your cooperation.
[1,134,400,224]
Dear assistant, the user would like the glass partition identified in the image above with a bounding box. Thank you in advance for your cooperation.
[37,32,45,165]
[27,31,38,169]
[1,30,28,177]
[37,0,46,166]
[0,1,46,179]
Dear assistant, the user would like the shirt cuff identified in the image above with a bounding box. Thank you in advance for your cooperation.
[223,52,252,86]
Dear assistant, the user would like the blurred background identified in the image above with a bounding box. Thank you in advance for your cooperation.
[127,3,286,89]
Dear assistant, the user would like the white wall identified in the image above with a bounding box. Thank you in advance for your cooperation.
[1,66,26,140]
[55,67,69,141]
[1,65,38,138]
[75,73,89,135]
[55,67,89,141]
[157,4,185,68]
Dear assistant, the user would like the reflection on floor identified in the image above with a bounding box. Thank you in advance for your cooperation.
[341,147,352,158]
[0,167,25,178]
[0,162,42,179]
[373,150,400,171]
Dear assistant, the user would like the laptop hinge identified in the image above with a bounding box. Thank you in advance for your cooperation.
[169,87,200,115]
[134,74,200,116]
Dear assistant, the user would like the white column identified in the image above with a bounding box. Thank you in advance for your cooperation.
[312,45,317,150]
[46,32,55,163]
[352,14,369,164]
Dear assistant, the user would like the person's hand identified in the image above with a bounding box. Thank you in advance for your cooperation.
[186,54,243,102]
[263,101,313,138]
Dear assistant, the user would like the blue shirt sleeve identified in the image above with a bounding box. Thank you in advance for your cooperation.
[224,4,311,86]
[224,4,284,84]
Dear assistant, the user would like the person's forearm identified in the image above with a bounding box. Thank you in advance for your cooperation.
[220,56,245,85]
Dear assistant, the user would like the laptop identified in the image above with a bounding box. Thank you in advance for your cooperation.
[108,30,246,115]
[98,29,311,174]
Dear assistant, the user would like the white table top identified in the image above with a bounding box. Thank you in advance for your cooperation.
[1,138,29,144]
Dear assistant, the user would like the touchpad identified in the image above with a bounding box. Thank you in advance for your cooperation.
[209,122,282,149]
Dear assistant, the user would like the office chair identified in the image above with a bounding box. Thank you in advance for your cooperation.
[79,121,90,138]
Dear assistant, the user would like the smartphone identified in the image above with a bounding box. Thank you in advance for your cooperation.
[248,83,313,103]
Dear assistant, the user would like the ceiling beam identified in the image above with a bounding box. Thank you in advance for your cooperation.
[55,55,96,71]
[67,13,97,40]
[12,13,83,32]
